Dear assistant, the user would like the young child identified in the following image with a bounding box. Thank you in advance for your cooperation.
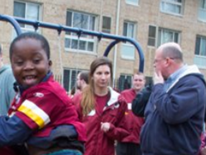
[0,32,86,155]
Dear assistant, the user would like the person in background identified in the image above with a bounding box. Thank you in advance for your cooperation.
[0,32,86,155]
[116,72,145,155]
[76,71,89,92]
[0,44,16,115]
[140,42,206,155]
[74,56,129,155]
[70,71,89,101]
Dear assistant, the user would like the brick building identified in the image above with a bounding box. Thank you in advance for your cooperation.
[0,0,206,92]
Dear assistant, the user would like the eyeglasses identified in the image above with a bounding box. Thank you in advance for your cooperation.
[153,59,165,64]
[153,57,178,64]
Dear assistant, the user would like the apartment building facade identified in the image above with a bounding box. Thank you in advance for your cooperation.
[0,0,206,92]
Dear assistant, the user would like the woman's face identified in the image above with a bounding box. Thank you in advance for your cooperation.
[92,64,111,90]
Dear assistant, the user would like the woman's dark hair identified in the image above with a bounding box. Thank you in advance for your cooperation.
[9,32,50,60]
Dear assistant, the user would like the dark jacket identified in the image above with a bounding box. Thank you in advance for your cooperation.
[141,66,206,155]
[132,85,152,117]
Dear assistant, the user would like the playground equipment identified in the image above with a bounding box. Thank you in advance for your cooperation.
[0,14,144,72]
[0,14,145,90]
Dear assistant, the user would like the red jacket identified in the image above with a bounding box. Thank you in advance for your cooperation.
[120,89,144,144]
[74,87,129,155]
[9,76,86,143]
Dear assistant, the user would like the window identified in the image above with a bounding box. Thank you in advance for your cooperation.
[158,28,180,46]
[198,0,206,22]
[13,1,41,32]
[118,74,132,92]
[147,26,180,47]
[160,0,183,15]
[148,25,156,46]
[63,69,81,92]
[121,44,135,60]
[122,21,136,59]
[194,36,206,68]
[123,21,135,39]
[102,16,111,33]
[126,0,139,5]
[65,11,97,52]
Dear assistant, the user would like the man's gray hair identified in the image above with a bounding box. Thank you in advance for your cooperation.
[162,44,183,61]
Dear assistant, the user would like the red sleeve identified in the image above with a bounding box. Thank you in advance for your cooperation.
[15,90,56,130]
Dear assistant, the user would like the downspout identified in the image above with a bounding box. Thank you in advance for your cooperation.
[113,0,121,88]
[98,0,103,57]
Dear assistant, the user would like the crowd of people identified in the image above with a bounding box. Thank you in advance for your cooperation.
[0,31,206,155]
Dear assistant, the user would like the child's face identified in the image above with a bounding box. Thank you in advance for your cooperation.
[11,38,52,89]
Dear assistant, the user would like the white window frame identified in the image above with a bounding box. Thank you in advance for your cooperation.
[63,68,82,92]
[194,35,206,69]
[123,21,136,39]
[126,0,139,6]
[65,11,97,53]
[147,26,180,47]
[198,0,206,22]
[148,25,157,47]
[160,0,183,16]
[158,28,180,46]
[102,16,112,34]
[122,21,136,60]
[13,1,41,32]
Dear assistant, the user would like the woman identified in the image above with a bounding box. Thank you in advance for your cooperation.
[74,57,129,155]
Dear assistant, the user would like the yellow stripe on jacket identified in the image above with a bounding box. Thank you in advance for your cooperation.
[18,99,50,128]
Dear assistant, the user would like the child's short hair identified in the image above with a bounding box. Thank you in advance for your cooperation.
[9,32,50,60]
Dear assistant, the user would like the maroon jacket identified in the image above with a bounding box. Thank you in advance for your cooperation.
[74,87,129,155]
[120,89,144,144]
[8,76,86,142]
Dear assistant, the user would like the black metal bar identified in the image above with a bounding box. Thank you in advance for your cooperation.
[0,14,22,35]
[104,40,120,57]
[104,39,144,72]
[0,14,144,72]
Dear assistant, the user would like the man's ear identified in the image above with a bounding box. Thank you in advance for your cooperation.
[165,57,172,66]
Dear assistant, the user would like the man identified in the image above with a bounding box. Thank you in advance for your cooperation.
[76,71,89,91]
[116,72,145,155]
[140,42,206,155]
[0,44,16,115]
[69,71,89,97]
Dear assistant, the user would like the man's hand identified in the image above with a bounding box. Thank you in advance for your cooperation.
[101,122,110,132]
[153,70,164,85]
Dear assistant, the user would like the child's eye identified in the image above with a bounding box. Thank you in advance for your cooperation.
[15,61,23,66]
[33,59,40,64]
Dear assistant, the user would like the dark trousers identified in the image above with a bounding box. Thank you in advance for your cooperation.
[116,142,142,155]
